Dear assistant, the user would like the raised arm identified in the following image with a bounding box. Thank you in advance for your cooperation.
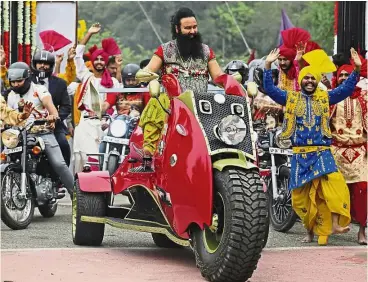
[263,48,287,106]
[75,44,91,82]
[328,48,361,105]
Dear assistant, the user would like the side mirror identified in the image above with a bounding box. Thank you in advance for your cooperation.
[136,69,159,83]
[247,81,258,98]
[231,72,243,84]
[148,80,160,98]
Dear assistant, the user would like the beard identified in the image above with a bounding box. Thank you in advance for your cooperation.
[176,32,204,61]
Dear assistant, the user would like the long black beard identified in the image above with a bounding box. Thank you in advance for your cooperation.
[176,32,204,61]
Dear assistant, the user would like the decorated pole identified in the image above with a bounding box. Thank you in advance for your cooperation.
[17,1,24,61]
[3,1,10,67]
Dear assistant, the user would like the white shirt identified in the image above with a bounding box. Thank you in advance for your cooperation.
[7,82,51,122]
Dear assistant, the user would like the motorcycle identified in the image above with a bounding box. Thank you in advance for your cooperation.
[253,119,297,232]
[1,119,65,230]
[72,71,268,282]
[86,88,145,175]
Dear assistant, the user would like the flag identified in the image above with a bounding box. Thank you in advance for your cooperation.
[278,9,294,46]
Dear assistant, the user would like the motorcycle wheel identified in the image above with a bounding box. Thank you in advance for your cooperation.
[268,166,297,232]
[151,233,183,248]
[38,203,58,218]
[72,179,106,246]
[1,169,35,230]
[191,169,267,282]
[107,154,119,175]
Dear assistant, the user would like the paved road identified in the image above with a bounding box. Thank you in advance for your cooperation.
[1,199,364,249]
[1,199,367,282]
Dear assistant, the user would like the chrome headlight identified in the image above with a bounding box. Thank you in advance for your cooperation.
[216,115,247,145]
[109,120,127,138]
[275,130,292,149]
[1,129,20,149]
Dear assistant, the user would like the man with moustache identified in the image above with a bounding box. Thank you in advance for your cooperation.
[73,23,120,172]
[134,7,224,170]
[330,60,367,245]
[263,48,361,246]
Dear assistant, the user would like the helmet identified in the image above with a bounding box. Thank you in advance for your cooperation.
[224,60,249,84]
[122,64,140,87]
[31,49,55,79]
[7,62,32,95]
[253,63,279,92]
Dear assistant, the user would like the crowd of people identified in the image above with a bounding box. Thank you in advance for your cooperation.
[0,7,366,245]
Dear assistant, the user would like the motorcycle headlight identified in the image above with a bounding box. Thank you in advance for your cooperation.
[216,115,247,145]
[275,130,292,149]
[109,120,127,138]
[1,129,20,149]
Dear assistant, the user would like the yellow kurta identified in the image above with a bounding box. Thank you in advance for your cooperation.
[57,59,77,86]
[0,96,26,126]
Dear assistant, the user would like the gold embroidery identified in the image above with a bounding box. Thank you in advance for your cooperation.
[281,89,332,139]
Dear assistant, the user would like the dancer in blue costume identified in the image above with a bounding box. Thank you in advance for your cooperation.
[263,47,361,245]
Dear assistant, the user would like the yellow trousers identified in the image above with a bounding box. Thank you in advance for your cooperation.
[138,94,170,155]
[291,171,351,236]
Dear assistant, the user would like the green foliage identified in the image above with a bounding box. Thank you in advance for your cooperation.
[78,1,335,67]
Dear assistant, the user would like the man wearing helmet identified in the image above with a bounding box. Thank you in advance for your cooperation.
[6,62,74,199]
[224,60,249,87]
[31,49,72,167]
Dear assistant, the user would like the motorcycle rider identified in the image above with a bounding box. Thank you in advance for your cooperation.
[224,60,249,87]
[6,62,74,199]
[252,63,283,129]
[31,48,72,167]
[136,7,224,171]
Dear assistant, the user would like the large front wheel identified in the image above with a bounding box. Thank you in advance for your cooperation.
[192,169,267,282]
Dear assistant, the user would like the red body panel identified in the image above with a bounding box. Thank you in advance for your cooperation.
[214,74,246,97]
[155,99,213,236]
[162,74,182,97]
[111,98,213,238]
[77,171,112,192]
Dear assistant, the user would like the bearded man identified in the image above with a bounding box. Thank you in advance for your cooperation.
[330,62,367,245]
[136,7,224,168]
[263,48,361,246]
[73,23,120,172]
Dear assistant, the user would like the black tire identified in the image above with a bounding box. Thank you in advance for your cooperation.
[151,233,183,248]
[107,154,119,175]
[268,166,297,232]
[38,203,58,218]
[262,190,270,248]
[72,179,106,246]
[191,169,267,282]
[1,169,35,230]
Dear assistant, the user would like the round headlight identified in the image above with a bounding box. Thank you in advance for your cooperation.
[213,94,226,104]
[1,129,20,149]
[275,130,292,149]
[217,115,247,145]
[109,120,127,138]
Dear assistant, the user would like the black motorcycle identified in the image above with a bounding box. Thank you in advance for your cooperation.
[254,120,297,232]
[1,119,65,230]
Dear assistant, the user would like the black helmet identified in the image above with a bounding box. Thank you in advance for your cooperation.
[122,64,140,87]
[7,62,32,95]
[224,60,249,84]
[31,49,55,79]
[253,64,279,92]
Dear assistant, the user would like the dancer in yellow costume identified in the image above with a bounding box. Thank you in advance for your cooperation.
[263,47,361,245]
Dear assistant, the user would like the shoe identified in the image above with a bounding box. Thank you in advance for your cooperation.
[129,155,154,173]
